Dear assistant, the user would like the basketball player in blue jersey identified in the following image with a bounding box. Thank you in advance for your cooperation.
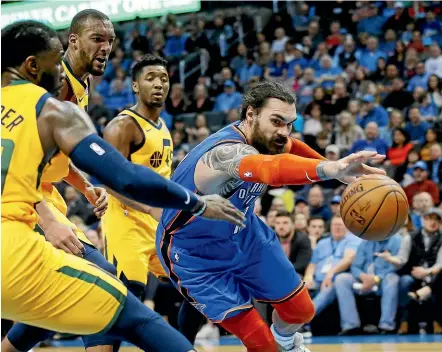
[1,19,244,352]
[157,81,387,352]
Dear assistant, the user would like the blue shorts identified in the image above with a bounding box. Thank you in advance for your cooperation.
[156,216,301,322]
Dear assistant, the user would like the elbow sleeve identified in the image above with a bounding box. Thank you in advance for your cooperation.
[69,134,199,211]
[238,153,322,186]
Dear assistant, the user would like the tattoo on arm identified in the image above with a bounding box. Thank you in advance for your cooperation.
[201,143,259,179]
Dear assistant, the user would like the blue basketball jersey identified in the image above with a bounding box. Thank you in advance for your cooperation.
[157,122,302,321]
[160,122,267,248]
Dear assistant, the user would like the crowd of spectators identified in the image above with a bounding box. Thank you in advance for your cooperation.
[43,0,442,343]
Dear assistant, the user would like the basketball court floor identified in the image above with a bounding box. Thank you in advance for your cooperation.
[37,334,442,352]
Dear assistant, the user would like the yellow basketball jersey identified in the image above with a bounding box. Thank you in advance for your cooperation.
[103,109,173,281]
[62,58,90,112]
[122,108,173,178]
[1,80,52,226]
[41,59,91,185]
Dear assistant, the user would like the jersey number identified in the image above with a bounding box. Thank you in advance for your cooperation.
[1,139,15,194]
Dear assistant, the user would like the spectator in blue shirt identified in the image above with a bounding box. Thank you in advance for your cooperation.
[308,185,332,222]
[334,234,402,334]
[164,25,188,58]
[358,36,386,73]
[407,62,430,91]
[264,52,289,81]
[351,122,389,156]
[315,55,343,90]
[296,68,317,108]
[380,29,398,56]
[104,78,133,113]
[356,6,387,37]
[304,215,362,317]
[292,2,313,33]
[357,94,389,129]
[213,80,243,113]
[421,10,442,38]
[404,107,429,144]
[230,43,248,74]
[415,90,440,122]
[237,53,263,85]
[287,44,309,77]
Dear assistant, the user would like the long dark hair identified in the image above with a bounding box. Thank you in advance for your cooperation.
[391,127,411,148]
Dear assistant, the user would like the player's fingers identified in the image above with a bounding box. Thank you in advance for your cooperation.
[58,243,75,256]
[95,207,107,218]
[362,164,386,175]
[223,205,246,223]
[221,213,245,228]
[95,190,107,206]
[94,202,107,213]
[66,240,83,257]
[71,235,85,254]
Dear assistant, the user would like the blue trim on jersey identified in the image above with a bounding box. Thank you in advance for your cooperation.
[160,122,267,247]
[35,92,52,118]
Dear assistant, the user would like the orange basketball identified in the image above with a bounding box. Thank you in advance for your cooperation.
[340,175,409,241]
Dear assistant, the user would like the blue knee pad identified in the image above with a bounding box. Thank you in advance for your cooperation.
[7,324,55,351]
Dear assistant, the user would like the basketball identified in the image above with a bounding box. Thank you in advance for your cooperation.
[340,175,409,241]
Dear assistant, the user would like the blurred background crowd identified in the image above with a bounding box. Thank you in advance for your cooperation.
[8,0,442,344]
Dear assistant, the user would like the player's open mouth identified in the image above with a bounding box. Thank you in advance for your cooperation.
[95,58,106,64]
[273,141,285,147]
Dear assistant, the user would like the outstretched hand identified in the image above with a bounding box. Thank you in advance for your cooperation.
[324,151,386,184]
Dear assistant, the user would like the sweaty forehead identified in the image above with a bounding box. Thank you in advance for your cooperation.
[81,18,115,36]
[142,65,168,76]
[262,98,296,122]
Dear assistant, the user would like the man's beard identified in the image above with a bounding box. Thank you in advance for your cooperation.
[147,101,163,108]
[81,50,105,76]
[251,120,287,155]
[278,231,293,240]
[40,71,57,95]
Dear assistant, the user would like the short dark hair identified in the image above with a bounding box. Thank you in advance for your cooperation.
[307,216,325,226]
[240,81,296,120]
[2,20,58,72]
[69,9,110,34]
[275,210,293,220]
[131,54,168,81]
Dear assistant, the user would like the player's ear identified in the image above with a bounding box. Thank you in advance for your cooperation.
[132,81,139,94]
[24,56,39,78]
[69,33,78,49]
[246,106,255,122]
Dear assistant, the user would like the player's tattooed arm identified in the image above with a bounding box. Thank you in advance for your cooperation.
[201,143,259,179]
[196,143,259,196]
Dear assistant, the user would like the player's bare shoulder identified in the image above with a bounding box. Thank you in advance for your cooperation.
[37,98,95,154]
[200,143,259,179]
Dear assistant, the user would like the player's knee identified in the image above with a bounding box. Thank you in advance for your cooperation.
[221,309,278,352]
[273,286,315,324]
[2,336,20,352]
